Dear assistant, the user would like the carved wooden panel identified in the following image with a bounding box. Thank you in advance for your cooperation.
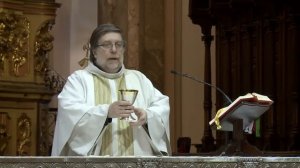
[0,0,60,156]
[0,101,37,155]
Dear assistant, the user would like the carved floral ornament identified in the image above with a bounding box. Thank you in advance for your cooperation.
[0,10,29,76]
[34,19,66,93]
[17,113,31,156]
[0,10,64,92]
[34,20,54,74]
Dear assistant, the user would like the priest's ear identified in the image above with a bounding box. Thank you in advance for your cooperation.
[89,49,97,63]
[92,50,96,57]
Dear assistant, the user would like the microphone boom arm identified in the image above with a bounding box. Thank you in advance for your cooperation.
[171,70,232,105]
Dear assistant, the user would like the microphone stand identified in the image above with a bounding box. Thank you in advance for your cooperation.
[171,70,232,106]
[171,70,263,156]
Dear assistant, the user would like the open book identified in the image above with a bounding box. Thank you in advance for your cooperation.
[209,93,273,132]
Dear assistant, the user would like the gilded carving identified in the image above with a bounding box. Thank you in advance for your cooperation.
[12,55,26,76]
[38,105,55,156]
[0,112,10,155]
[34,19,54,74]
[17,113,31,156]
[34,20,65,93]
[34,19,65,93]
[44,70,65,93]
[0,10,29,76]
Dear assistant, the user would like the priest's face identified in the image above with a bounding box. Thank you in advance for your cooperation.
[93,32,125,73]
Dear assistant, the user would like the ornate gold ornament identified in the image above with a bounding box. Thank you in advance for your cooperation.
[34,20,65,93]
[0,10,29,76]
[34,20,54,74]
[17,113,31,156]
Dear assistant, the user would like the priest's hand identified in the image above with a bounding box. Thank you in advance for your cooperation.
[108,101,134,118]
[130,107,147,126]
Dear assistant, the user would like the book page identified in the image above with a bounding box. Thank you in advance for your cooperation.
[252,92,273,104]
[210,93,273,132]
[211,102,271,131]
[214,93,255,119]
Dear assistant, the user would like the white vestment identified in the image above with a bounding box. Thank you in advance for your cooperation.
[51,63,171,156]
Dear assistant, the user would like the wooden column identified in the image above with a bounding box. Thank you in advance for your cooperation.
[261,19,279,150]
[200,24,215,152]
[188,0,216,152]
[285,14,300,151]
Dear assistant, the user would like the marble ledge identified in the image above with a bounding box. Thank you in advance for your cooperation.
[0,156,300,168]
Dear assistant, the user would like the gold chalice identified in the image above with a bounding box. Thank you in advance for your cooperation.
[119,89,138,121]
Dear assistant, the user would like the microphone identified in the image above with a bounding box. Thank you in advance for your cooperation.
[170,70,232,105]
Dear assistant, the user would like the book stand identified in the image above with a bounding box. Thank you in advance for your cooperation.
[215,119,263,156]
[209,93,273,156]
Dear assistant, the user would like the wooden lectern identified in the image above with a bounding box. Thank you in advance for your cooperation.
[210,93,273,156]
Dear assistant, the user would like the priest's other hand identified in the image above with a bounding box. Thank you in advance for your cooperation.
[130,107,147,126]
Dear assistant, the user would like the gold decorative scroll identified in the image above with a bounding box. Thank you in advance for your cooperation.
[34,19,54,74]
[34,19,66,93]
[0,10,29,76]
[17,113,31,156]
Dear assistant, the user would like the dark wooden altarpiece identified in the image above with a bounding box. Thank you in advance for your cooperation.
[189,0,300,155]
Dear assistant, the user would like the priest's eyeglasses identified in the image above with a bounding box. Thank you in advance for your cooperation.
[97,41,125,50]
